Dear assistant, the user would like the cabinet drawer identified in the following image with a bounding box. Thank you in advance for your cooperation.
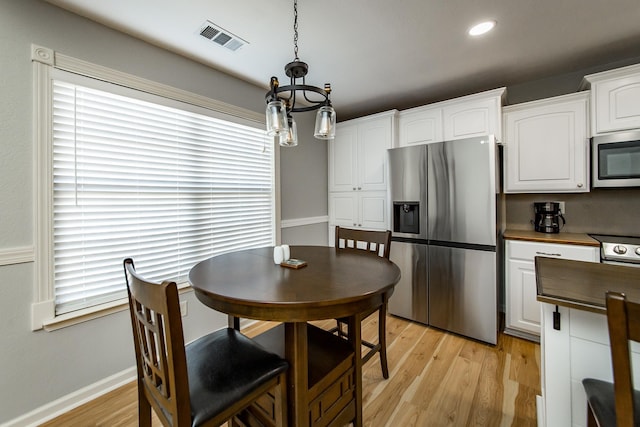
[507,240,598,262]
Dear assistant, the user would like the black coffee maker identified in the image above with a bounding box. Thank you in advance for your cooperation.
[533,202,565,233]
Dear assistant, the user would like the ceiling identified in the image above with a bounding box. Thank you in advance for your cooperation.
[45,0,640,120]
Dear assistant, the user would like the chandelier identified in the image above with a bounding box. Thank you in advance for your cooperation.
[265,0,336,147]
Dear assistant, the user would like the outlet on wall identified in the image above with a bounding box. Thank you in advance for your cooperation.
[553,201,566,215]
[180,300,188,317]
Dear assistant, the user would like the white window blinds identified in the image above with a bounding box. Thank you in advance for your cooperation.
[52,78,274,315]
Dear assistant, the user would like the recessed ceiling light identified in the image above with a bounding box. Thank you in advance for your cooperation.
[468,20,496,36]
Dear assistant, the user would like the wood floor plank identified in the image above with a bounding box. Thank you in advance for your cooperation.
[423,354,483,426]
[40,316,541,427]
[362,322,436,425]
[407,333,465,409]
[465,334,509,426]
[507,335,541,391]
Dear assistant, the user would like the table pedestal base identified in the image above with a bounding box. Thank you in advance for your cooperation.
[246,323,356,427]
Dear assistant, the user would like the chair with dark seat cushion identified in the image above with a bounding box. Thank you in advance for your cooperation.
[582,291,640,427]
[123,258,288,427]
[333,226,392,379]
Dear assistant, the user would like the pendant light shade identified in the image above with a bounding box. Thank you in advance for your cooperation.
[264,0,335,147]
[266,100,289,136]
[313,105,336,140]
[280,116,298,147]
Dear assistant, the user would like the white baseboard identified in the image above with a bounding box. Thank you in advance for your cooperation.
[1,367,136,427]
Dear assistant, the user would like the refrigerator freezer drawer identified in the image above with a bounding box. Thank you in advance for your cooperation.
[388,241,428,324]
[428,244,497,344]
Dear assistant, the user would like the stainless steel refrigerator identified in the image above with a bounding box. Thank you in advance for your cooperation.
[387,136,500,345]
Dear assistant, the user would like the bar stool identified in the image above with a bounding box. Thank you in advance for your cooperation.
[582,291,640,427]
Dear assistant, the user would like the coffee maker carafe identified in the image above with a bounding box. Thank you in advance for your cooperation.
[533,202,565,233]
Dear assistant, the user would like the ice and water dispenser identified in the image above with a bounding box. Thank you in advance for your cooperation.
[393,202,420,235]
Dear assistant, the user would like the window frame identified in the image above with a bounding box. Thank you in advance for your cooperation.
[31,45,280,331]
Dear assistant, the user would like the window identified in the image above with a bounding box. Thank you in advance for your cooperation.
[32,46,276,329]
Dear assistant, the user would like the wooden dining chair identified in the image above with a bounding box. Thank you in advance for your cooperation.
[333,226,392,379]
[582,291,640,427]
[123,258,288,427]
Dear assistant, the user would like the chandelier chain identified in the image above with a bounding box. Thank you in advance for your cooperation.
[293,0,299,60]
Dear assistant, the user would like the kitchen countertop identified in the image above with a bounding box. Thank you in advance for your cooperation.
[535,256,640,313]
[503,229,600,247]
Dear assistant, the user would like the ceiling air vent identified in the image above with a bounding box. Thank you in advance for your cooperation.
[199,21,247,52]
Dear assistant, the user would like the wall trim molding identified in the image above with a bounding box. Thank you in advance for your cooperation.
[2,367,136,427]
[0,246,35,266]
[281,215,329,229]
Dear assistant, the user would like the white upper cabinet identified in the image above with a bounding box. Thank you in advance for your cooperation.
[442,89,505,141]
[357,115,394,191]
[328,124,358,192]
[503,92,589,193]
[583,63,640,135]
[329,110,396,192]
[396,88,505,147]
[328,110,396,234]
[398,106,443,146]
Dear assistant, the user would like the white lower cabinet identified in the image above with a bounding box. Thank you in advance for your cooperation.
[505,240,598,340]
[539,304,640,427]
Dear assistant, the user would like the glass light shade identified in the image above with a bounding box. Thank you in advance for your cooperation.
[266,100,289,136]
[279,117,298,147]
[313,105,336,140]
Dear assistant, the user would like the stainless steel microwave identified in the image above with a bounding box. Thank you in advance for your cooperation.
[592,130,640,188]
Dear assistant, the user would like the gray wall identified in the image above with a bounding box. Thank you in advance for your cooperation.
[280,112,330,246]
[0,0,328,423]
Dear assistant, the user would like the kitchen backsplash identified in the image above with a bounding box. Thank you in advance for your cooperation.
[505,188,640,236]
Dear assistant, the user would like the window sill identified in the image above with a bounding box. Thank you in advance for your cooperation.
[39,282,192,332]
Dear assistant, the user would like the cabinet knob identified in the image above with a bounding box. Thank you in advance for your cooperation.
[358,224,362,227]
[577,183,583,188]
[357,187,362,190]
[352,187,356,191]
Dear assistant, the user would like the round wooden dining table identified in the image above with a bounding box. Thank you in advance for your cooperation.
[189,245,401,427]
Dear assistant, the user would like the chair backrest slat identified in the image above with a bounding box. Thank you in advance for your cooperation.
[335,226,391,259]
[606,291,640,427]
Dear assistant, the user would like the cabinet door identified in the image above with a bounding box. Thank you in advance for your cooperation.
[328,125,357,192]
[592,72,640,134]
[505,240,599,339]
[398,108,443,146]
[358,191,388,229]
[443,97,500,141]
[504,93,589,193]
[358,118,392,191]
[507,259,540,335]
[328,193,357,227]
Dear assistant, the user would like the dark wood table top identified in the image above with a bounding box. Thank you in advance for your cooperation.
[189,245,401,322]
[535,256,640,313]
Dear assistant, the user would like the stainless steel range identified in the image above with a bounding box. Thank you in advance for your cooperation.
[589,234,640,267]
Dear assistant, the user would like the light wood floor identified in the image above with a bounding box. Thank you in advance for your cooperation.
[41,315,540,427]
